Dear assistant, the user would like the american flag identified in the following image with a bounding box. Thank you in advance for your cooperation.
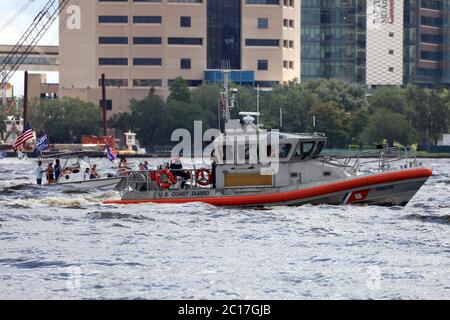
[12,122,33,150]
[105,143,117,162]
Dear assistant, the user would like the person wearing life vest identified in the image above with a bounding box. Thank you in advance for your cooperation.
[169,157,189,189]
[46,163,55,184]
[90,165,100,179]
[54,159,62,182]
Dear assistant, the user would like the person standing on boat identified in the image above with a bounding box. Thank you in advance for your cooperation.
[210,149,218,189]
[54,159,61,182]
[90,165,99,179]
[46,163,55,184]
[170,158,189,189]
[35,161,46,185]
[84,168,90,180]
[118,158,129,176]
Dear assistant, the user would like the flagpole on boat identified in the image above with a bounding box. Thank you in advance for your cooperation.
[23,71,28,125]
[101,73,107,137]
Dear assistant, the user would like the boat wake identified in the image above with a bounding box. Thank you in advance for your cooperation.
[404,214,450,225]
[86,211,155,221]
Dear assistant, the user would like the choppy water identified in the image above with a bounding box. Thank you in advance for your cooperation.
[0,157,449,300]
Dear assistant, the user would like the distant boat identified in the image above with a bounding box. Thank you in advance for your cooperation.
[41,152,123,190]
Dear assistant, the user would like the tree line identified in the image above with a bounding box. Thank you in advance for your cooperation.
[7,77,450,148]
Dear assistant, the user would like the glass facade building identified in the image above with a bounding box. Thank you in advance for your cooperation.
[404,0,450,86]
[207,0,242,70]
[301,0,366,83]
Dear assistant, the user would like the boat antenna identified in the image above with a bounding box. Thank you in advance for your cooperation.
[220,60,235,124]
[256,85,260,127]
[280,108,283,129]
[313,115,317,134]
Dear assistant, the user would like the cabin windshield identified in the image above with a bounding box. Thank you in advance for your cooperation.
[311,141,325,158]
[278,144,292,158]
[294,141,316,160]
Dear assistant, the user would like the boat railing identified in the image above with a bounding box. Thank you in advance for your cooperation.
[117,168,212,193]
[322,147,421,174]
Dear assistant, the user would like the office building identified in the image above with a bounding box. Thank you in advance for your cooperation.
[59,0,300,115]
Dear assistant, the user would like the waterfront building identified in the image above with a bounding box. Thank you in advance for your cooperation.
[404,0,450,86]
[301,0,450,88]
[59,0,300,115]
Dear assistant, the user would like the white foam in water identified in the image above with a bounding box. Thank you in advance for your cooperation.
[0,158,449,299]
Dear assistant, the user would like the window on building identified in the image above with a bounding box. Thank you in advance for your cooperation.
[389,49,394,55]
[98,58,128,66]
[133,37,162,45]
[246,0,279,4]
[180,16,191,27]
[168,0,202,3]
[258,59,268,71]
[133,58,162,66]
[98,16,128,24]
[180,58,191,69]
[133,16,162,24]
[245,39,279,47]
[389,32,395,37]
[258,18,269,29]
[99,100,113,111]
[98,37,128,44]
[98,79,128,87]
[133,79,162,87]
[388,67,394,72]
[168,37,203,45]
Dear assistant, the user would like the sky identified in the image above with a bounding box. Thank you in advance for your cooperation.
[0,0,60,96]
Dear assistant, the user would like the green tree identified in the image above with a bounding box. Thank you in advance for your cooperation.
[109,112,135,137]
[307,101,350,148]
[191,83,222,129]
[261,81,318,132]
[28,97,102,143]
[368,87,409,114]
[361,108,416,147]
[349,108,370,147]
[303,79,367,111]
[168,77,192,103]
[129,89,167,146]
[405,85,450,145]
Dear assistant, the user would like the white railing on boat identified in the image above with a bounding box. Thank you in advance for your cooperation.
[322,147,422,174]
[116,168,212,193]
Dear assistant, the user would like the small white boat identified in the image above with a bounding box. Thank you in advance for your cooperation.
[41,152,123,190]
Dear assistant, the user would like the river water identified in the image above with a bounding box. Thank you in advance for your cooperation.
[0,157,448,300]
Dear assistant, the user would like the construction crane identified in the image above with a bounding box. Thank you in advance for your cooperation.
[0,0,70,92]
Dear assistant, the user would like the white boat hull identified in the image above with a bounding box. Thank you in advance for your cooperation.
[56,177,123,190]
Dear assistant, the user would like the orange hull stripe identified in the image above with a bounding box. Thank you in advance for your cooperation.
[104,168,432,206]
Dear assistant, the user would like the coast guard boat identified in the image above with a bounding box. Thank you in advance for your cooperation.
[105,72,432,208]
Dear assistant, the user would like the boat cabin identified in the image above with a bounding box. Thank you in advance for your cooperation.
[211,117,347,190]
